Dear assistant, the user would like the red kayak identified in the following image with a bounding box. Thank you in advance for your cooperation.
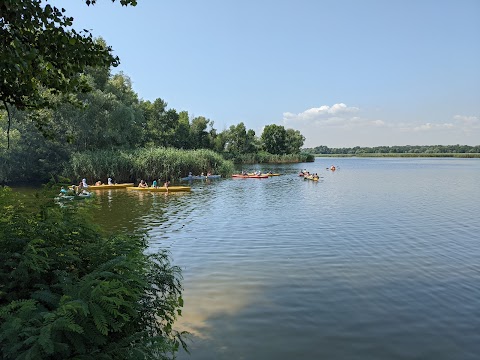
[232,174,269,179]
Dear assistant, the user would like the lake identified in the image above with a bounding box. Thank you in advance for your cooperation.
[85,157,480,359]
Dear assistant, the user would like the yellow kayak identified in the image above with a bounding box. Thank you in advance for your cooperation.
[87,183,134,190]
[126,186,191,193]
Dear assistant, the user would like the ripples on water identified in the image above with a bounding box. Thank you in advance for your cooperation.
[90,158,480,359]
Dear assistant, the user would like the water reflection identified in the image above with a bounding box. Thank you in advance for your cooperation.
[176,272,263,339]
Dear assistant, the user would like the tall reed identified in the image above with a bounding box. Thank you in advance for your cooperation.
[68,147,235,184]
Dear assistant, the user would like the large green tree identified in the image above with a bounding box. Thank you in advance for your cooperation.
[285,128,305,154]
[0,0,137,147]
[141,99,182,148]
[261,124,287,155]
[190,116,213,150]
[171,111,192,149]
[224,122,257,156]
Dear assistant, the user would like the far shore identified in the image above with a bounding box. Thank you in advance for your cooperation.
[312,153,480,158]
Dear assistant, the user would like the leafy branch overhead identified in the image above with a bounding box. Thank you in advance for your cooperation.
[0,0,137,111]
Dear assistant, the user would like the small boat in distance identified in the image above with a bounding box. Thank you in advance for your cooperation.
[247,173,280,177]
[232,174,269,179]
[181,175,221,181]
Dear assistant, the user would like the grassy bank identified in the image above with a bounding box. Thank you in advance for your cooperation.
[68,147,235,184]
[312,153,480,158]
[230,151,315,164]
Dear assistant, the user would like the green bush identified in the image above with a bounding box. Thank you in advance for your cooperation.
[0,187,186,359]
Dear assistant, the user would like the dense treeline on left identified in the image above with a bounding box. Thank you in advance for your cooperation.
[0,50,309,184]
[1,3,190,359]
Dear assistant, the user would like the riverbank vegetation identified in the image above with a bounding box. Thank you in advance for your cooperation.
[0,62,307,184]
[0,187,186,359]
[305,145,480,158]
[69,148,235,183]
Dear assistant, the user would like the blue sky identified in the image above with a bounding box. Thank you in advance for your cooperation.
[54,0,479,147]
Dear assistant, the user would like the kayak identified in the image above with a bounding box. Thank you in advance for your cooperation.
[54,193,93,201]
[304,175,320,181]
[247,173,280,177]
[76,192,93,198]
[232,174,269,179]
[126,186,191,192]
[181,175,221,181]
[87,183,134,190]
[54,195,75,201]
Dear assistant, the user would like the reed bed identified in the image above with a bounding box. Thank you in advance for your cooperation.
[68,147,235,184]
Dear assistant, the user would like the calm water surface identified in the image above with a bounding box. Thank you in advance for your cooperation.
[88,158,480,359]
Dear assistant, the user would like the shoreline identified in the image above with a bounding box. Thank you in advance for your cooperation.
[312,153,480,158]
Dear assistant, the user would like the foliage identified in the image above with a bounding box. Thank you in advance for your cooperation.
[230,151,314,164]
[0,187,186,359]
[305,144,480,156]
[261,124,287,155]
[0,0,126,110]
[0,109,69,184]
[189,116,213,150]
[284,129,305,154]
[223,122,258,156]
[68,147,235,184]
[1,0,307,182]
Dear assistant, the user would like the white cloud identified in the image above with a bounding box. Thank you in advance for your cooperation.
[283,103,386,132]
[282,105,480,147]
[283,103,360,124]
[410,123,455,132]
[453,115,480,127]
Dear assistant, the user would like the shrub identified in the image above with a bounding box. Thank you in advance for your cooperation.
[0,187,186,359]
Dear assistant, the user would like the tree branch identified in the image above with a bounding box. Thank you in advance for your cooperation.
[2,100,11,150]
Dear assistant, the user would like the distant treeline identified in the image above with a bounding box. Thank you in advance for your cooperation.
[305,145,480,156]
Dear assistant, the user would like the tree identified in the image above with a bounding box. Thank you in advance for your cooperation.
[261,124,287,155]
[223,122,257,156]
[285,129,305,154]
[171,111,192,149]
[190,116,212,149]
[0,0,137,147]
